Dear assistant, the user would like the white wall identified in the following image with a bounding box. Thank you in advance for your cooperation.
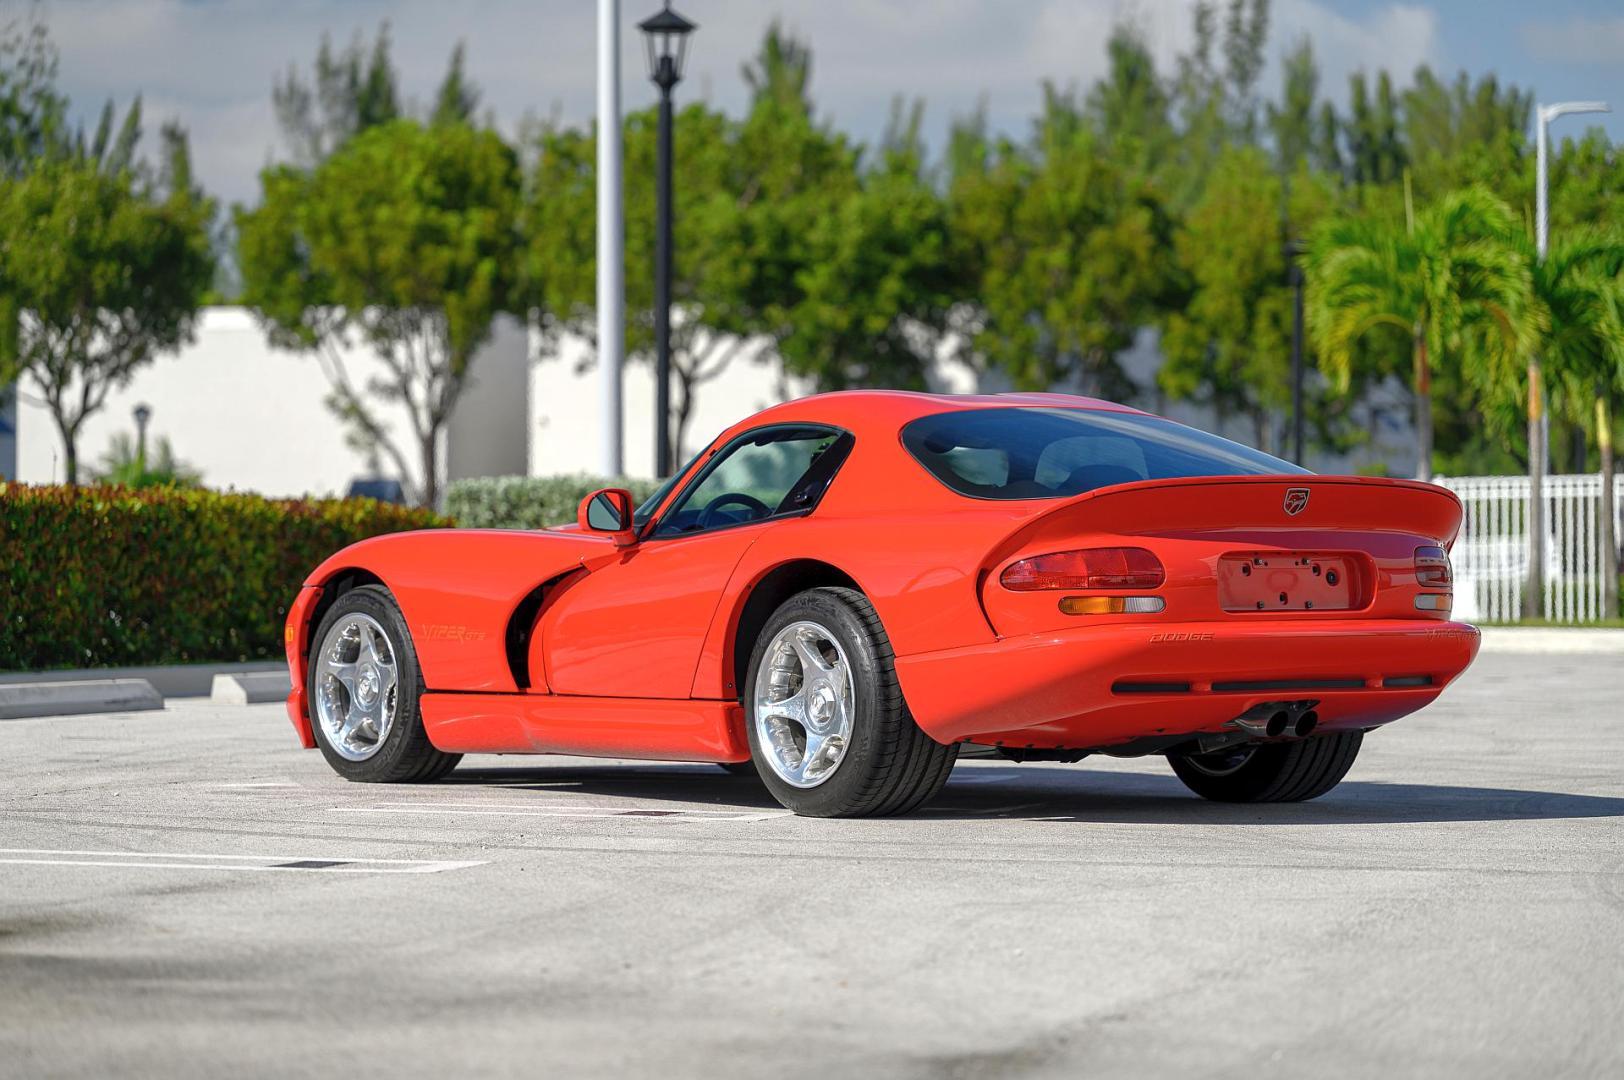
[528,324,1416,481]
[11,307,1416,496]
[14,307,528,498]
[529,330,816,481]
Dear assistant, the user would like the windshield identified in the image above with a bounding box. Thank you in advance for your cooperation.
[633,447,705,527]
[901,407,1307,501]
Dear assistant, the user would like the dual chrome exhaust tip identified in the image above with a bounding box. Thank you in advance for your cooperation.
[1230,700,1320,740]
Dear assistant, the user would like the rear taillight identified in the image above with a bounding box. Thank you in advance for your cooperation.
[1415,545,1452,588]
[1001,547,1166,591]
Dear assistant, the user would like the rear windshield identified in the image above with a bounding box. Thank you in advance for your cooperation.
[901,407,1307,500]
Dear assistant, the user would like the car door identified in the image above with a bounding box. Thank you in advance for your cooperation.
[542,424,852,698]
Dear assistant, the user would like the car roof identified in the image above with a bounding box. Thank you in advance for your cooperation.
[734,389,1147,441]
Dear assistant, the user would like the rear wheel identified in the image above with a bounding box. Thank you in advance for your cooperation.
[1168,731,1362,802]
[744,587,957,817]
[308,585,461,783]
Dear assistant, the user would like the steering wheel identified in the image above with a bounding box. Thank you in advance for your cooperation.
[699,492,772,529]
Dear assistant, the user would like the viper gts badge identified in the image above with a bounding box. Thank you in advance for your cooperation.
[1283,487,1310,516]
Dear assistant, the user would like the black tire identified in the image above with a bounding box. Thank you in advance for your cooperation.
[1168,731,1363,802]
[743,587,958,817]
[307,585,461,783]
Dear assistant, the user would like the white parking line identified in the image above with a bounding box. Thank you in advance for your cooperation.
[0,847,485,874]
[332,803,790,822]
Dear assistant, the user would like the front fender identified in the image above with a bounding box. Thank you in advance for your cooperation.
[299,528,617,693]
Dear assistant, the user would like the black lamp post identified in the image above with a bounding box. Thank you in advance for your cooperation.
[638,2,696,478]
[1285,240,1306,465]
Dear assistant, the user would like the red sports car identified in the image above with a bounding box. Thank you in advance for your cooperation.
[283,391,1479,817]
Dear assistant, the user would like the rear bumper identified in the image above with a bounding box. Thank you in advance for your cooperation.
[894,618,1480,749]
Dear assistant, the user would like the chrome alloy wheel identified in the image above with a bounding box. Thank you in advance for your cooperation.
[753,620,856,788]
[313,612,399,762]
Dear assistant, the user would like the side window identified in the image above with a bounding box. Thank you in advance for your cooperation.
[653,428,841,537]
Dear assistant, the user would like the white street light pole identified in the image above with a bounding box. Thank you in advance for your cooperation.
[1526,100,1609,620]
[1536,102,1609,258]
[596,0,625,477]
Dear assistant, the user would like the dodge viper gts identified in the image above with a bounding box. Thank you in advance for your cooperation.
[283,391,1479,816]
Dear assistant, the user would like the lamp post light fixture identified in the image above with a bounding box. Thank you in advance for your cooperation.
[638,1,696,479]
[1526,100,1610,620]
[132,403,152,473]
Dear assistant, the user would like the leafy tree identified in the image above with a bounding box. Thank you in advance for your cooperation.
[951,92,1176,397]
[1166,0,1270,207]
[773,104,958,392]
[1266,38,1318,175]
[2,6,145,179]
[1305,186,1531,481]
[1219,0,1270,140]
[272,23,403,165]
[236,120,523,507]
[1159,147,1335,451]
[520,24,869,462]
[620,102,759,460]
[0,159,215,482]
[1085,23,1175,177]
[520,121,598,345]
[639,24,858,458]
[0,1,66,175]
[431,42,481,127]
[1403,68,1531,201]
[1345,71,1406,187]
[1312,101,1343,179]
[1548,130,1623,235]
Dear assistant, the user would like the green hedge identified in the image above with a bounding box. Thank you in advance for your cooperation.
[0,483,447,672]
[445,473,662,530]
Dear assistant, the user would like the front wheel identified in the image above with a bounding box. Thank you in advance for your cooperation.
[1168,731,1363,802]
[744,587,957,817]
[308,585,461,783]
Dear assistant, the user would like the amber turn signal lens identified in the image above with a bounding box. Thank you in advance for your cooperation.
[1414,593,1452,611]
[1003,547,1166,591]
[1059,596,1166,615]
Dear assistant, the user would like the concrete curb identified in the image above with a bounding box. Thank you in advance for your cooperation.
[1477,627,1624,654]
[211,670,292,705]
[0,679,164,720]
[0,660,285,699]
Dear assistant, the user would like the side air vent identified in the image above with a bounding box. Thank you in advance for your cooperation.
[504,585,550,691]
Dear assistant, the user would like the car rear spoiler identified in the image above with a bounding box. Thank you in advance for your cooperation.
[982,475,1465,567]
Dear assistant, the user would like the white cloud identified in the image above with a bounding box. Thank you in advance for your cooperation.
[38,0,1440,208]
[1521,15,1624,66]
[1275,1,1438,92]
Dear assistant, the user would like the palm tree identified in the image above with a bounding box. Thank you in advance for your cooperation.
[1304,186,1532,482]
[1503,232,1624,619]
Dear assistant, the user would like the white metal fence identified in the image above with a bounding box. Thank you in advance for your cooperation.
[1433,473,1622,624]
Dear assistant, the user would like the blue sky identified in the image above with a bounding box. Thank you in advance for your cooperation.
[36,1,1624,207]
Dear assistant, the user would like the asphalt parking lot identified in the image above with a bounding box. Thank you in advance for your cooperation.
[2,651,1621,1079]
